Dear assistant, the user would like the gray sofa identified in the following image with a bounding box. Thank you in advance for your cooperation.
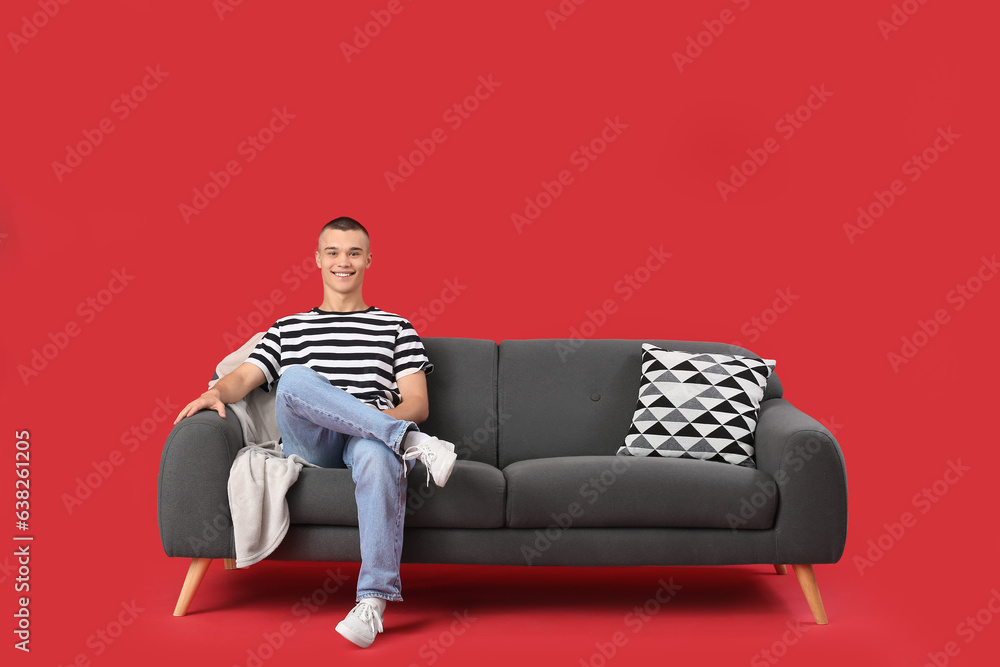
[158,338,847,623]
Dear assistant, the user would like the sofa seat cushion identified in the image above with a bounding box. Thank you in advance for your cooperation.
[286,460,506,528]
[504,456,777,529]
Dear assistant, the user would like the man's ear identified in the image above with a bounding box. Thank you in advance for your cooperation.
[315,249,321,268]
[366,252,373,268]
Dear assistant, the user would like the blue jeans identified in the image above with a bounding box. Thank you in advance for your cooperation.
[274,364,415,602]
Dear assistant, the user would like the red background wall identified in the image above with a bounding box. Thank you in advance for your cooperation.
[2,1,997,665]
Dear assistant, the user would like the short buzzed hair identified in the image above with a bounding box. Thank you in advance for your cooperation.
[319,217,369,247]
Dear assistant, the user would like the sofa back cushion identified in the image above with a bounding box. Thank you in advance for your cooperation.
[422,337,499,466]
[497,339,782,468]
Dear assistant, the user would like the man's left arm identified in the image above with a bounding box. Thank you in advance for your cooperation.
[381,371,429,424]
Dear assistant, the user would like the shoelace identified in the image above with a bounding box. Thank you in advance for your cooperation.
[353,601,384,637]
[402,444,436,487]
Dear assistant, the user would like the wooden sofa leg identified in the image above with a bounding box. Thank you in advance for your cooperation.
[791,564,828,624]
[774,564,787,575]
[173,558,212,617]
[223,558,238,570]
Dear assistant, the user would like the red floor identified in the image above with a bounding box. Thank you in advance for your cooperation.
[37,553,991,667]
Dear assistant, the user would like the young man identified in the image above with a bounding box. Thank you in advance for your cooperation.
[173,217,457,648]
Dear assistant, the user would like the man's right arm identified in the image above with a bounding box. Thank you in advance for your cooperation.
[173,362,267,424]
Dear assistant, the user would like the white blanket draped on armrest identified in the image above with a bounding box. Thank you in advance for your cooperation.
[228,444,310,568]
[211,332,318,568]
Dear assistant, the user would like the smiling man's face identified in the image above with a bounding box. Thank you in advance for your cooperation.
[316,228,372,298]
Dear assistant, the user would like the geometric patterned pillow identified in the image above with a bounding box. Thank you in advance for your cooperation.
[617,343,776,468]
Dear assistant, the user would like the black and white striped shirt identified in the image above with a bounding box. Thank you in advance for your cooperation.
[246,306,434,410]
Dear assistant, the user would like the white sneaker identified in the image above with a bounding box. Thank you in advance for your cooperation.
[402,437,457,487]
[336,600,384,648]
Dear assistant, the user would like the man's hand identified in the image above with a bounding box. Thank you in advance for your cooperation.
[174,389,226,424]
[173,362,266,425]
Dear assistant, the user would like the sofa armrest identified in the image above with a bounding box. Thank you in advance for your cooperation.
[753,398,848,565]
[157,407,244,559]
